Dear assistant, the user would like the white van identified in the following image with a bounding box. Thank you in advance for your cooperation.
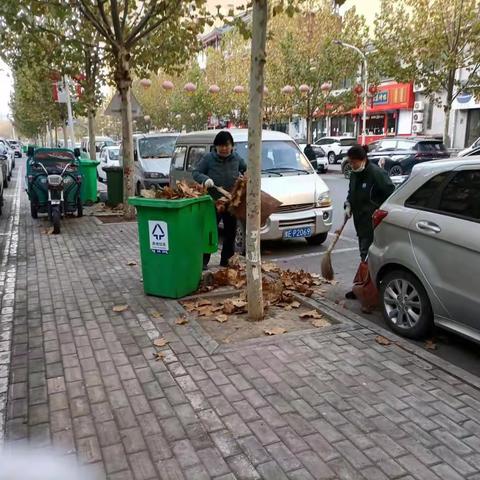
[169,129,333,248]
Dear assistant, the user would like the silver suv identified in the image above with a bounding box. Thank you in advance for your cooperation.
[369,156,480,343]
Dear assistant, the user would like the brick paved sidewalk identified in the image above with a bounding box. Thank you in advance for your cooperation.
[1,166,480,480]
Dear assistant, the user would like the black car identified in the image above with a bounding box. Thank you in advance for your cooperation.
[341,137,449,178]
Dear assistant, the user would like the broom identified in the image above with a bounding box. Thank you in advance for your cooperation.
[321,216,349,280]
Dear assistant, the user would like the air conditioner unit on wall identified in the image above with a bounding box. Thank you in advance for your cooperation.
[413,112,424,123]
[412,123,424,134]
[414,101,425,111]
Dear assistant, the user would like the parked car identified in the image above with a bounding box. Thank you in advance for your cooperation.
[131,133,178,194]
[81,136,115,158]
[170,129,333,251]
[341,137,449,178]
[97,145,121,182]
[0,139,14,179]
[458,136,480,157]
[7,139,22,158]
[0,144,10,187]
[296,139,329,173]
[462,145,480,157]
[369,156,480,343]
[314,136,357,164]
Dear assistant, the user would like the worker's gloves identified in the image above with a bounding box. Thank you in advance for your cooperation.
[344,202,352,220]
[204,178,215,189]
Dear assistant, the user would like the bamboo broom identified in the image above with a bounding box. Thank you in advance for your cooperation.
[321,217,349,280]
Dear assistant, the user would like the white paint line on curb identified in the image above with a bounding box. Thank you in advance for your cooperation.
[0,164,22,445]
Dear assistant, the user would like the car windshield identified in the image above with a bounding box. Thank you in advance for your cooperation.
[138,136,176,158]
[108,148,120,161]
[234,140,312,173]
[339,138,357,147]
[96,140,115,148]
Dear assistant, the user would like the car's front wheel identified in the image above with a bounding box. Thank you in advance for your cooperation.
[342,162,352,179]
[380,270,433,339]
[389,164,403,176]
[328,152,336,164]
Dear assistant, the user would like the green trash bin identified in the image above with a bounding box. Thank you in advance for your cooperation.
[128,195,218,298]
[103,165,124,207]
[79,158,100,204]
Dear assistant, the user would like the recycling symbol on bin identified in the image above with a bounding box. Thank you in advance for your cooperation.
[152,223,165,241]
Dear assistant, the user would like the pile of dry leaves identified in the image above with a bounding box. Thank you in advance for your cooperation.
[141,180,206,200]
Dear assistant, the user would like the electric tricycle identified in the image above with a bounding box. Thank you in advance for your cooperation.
[26,147,83,234]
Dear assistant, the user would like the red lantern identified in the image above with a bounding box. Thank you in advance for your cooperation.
[368,84,378,96]
[281,85,294,94]
[139,78,152,88]
[321,81,332,93]
[184,82,197,93]
[233,85,245,94]
[208,84,220,94]
[162,80,174,90]
[353,84,364,96]
[299,84,311,94]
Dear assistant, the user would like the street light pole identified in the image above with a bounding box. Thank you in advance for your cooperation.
[334,40,368,146]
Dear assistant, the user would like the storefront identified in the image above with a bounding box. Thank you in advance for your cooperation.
[452,92,480,148]
[350,82,415,144]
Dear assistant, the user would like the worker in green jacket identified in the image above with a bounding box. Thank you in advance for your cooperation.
[344,144,395,298]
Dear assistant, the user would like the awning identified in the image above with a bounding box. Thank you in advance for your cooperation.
[350,82,414,115]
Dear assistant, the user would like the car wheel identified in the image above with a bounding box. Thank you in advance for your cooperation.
[328,152,336,164]
[235,220,246,255]
[306,232,328,245]
[389,165,403,176]
[380,270,433,339]
[343,163,352,179]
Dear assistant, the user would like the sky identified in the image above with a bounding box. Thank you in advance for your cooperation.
[0,0,382,119]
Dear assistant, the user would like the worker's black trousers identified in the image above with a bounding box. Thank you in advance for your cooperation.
[203,211,237,267]
[358,233,374,262]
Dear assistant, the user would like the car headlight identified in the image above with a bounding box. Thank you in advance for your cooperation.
[316,192,332,208]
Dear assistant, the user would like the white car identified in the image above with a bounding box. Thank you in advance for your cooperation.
[0,139,14,178]
[314,136,357,164]
[97,145,121,182]
[458,137,480,157]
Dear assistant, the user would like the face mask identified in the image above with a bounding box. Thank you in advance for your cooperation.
[351,161,366,173]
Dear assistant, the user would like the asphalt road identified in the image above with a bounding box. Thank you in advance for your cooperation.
[261,163,480,377]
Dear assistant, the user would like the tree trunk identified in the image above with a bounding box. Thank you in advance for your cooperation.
[48,122,54,147]
[116,50,135,219]
[88,110,96,160]
[246,0,267,321]
[55,126,58,147]
[306,97,312,144]
[443,69,456,148]
[62,125,68,147]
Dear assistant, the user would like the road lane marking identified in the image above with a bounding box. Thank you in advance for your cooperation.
[268,247,358,262]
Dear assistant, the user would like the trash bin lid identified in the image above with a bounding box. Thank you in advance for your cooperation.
[128,195,212,210]
[79,159,100,166]
[102,165,123,172]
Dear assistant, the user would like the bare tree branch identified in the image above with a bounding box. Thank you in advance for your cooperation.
[121,0,129,33]
[125,0,163,46]
[76,0,116,45]
[96,0,116,40]
[110,0,123,42]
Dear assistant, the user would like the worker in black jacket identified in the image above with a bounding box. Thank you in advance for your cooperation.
[193,130,247,269]
[344,144,395,298]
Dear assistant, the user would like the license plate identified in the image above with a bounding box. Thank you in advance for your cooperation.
[283,227,312,239]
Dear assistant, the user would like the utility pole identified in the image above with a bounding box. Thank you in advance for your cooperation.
[64,75,76,148]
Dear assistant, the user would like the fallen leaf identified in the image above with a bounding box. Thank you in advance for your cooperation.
[127,261,137,266]
[176,316,188,325]
[312,318,329,328]
[112,305,128,313]
[223,300,236,314]
[299,310,323,319]
[262,262,279,273]
[264,327,287,336]
[153,351,165,361]
[153,337,169,347]
[232,299,247,308]
[197,299,212,307]
[182,302,196,312]
[425,339,437,350]
[375,335,391,346]
[291,301,301,309]
[151,311,162,318]
[215,314,228,323]
[197,306,214,317]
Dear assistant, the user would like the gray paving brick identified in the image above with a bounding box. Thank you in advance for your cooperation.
[276,427,310,454]
[183,464,210,480]
[397,454,442,480]
[128,451,157,480]
[266,442,302,471]
[172,439,201,468]
[226,454,261,480]
[257,460,289,480]
[296,450,335,479]
[197,447,231,477]
[237,435,271,465]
